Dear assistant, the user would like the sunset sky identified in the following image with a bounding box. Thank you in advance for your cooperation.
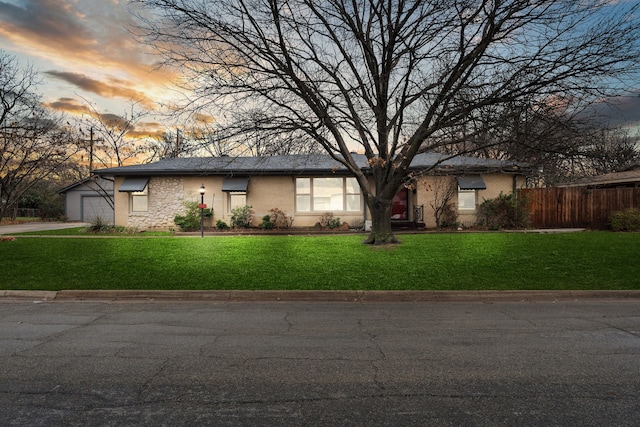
[0,0,180,140]
[0,0,639,143]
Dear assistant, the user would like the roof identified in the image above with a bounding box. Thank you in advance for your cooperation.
[57,176,114,194]
[95,153,527,177]
[562,169,640,188]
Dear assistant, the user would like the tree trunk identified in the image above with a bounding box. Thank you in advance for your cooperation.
[363,197,399,245]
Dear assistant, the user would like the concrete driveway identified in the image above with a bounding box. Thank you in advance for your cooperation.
[0,222,88,234]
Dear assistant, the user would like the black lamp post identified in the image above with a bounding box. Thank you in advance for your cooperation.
[199,184,206,238]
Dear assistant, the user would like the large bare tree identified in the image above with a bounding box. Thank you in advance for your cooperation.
[133,0,640,244]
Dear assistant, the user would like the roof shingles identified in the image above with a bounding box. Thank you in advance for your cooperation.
[96,153,526,177]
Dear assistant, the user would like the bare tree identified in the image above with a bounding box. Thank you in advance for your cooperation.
[445,98,640,185]
[145,128,206,161]
[78,100,150,168]
[0,51,79,220]
[133,0,640,244]
[427,176,458,228]
[580,129,639,177]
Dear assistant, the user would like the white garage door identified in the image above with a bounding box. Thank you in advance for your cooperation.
[82,196,114,224]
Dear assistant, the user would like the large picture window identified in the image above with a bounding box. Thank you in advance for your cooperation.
[296,177,361,212]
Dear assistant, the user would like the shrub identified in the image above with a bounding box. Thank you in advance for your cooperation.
[477,192,530,230]
[260,214,274,229]
[268,208,291,229]
[609,208,640,231]
[437,203,459,228]
[230,205,254,228]
[85,216,112,233]
[319,212,342,229]
[216,219,230,230]
[349,219,365,230]
[174,201,213,231]
[85,217,135,234]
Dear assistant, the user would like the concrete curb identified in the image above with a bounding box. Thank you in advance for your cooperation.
[0,290,59,300]
[1,289,640,302]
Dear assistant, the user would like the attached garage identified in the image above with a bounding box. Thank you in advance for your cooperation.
[58,177,114,224]
[81,195,114,223]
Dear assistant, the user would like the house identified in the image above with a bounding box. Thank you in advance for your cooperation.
[562,162,640,189]
[95,153,528,230]
[57,176,114,224]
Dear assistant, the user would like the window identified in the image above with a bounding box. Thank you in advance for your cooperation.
[131,187,148,212]
[458,189,476,210]
[345,178,361,212]
[119,177,149,212]
[296,177,361,212]
[296,178,311,212]
[228,193,247,212]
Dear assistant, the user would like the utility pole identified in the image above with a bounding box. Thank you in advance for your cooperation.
[89,127,94,173]
[80,127,103,175]
[175,128,181,158]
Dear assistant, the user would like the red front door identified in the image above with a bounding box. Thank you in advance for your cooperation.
[391,188,408,220]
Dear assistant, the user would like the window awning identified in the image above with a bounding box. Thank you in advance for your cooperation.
[118,177,149,192]
[222,177,249,192]
[457,176,486,190]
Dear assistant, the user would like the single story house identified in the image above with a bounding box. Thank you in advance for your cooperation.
[57,176,114,224]
[95,153,528,230]
[561,162,640,189]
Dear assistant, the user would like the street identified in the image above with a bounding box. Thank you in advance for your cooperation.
[0,299,638,426]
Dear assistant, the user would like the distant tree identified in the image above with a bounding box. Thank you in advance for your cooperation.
[581,129,639,177]
[78,100,149,168]
[145,128,206,161]
[222,109,324,156]
[134,0,640,244]
[19,179,65,220]
[150,116,325,158]
[0,51,79,220]
[440,98,640,186]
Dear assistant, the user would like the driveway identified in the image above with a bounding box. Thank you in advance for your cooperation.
[0,222,88,234]
[1,299,638,426]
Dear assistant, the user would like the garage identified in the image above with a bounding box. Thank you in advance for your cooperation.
[58,177,114,224]
[82,195,114,224]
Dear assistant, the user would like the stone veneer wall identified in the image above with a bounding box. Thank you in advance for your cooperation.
[127,177,184,230]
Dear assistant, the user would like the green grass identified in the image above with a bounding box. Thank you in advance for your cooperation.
[1,232,638,291]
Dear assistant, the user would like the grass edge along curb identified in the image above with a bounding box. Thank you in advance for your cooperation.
[3,290,640,302]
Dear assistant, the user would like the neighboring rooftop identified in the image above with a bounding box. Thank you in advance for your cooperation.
[562,169,640,188]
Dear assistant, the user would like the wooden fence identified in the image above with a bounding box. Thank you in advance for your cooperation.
[519,187,640,229]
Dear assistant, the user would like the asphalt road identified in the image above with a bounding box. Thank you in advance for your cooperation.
[1,299,638,426]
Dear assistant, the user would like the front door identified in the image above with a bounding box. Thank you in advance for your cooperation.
[391,188,408,220]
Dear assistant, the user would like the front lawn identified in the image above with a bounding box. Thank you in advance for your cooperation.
[1,232,638,291]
